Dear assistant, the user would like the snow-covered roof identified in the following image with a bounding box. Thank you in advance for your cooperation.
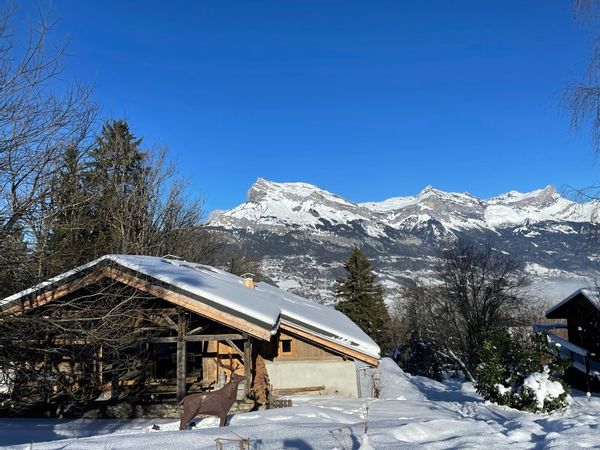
[253,281,380,358]
[0,255,380,362]
[545,288,600,319]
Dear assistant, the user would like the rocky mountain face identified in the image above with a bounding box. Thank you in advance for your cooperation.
[208,178,600,304]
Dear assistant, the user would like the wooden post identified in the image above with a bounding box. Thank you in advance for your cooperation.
[97,345,104,385]
[243,337,252,397]
[111,351,119,400]
[176,309,188,402]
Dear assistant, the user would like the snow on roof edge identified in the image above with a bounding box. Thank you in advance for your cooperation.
[0,255,111,309]
[255,281,380,359]
[281,318,380,360]
[546,288,599,318]
[0,255,380,361]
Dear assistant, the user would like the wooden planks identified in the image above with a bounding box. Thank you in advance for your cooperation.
[280,322,379,367]
[274,385,324,394]
[150,333,243,344]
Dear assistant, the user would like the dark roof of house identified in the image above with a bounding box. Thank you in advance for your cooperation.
[546,288,600,319]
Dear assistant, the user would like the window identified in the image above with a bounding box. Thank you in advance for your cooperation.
[280,339,292,354]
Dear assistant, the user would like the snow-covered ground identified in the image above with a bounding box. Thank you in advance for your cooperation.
[2,358,599,449]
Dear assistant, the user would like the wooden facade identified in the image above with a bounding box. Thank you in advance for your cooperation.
[546,289,600,392]
[273,332,343,362]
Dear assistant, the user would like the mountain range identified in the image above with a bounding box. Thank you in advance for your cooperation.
[208,178,600,304]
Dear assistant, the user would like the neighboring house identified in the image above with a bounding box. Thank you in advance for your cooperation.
[545,288,600,392]
[0,255,379,409]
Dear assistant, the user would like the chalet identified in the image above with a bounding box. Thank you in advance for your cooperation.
[545,288,600,391]
[0,255,379,414]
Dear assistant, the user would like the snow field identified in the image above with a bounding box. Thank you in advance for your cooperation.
[2,358,600,449]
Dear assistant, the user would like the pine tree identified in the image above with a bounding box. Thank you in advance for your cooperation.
[41,119,220,275]
[45,145,96,275]
[86,120,152,255]
[335,248,390,349]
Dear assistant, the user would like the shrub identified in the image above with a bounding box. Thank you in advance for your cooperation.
[475,330,569,413]
[393,337,446,381]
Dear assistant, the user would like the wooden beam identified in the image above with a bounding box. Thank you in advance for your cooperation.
[243,338,252,397]
[104,267,273,341]
[274,385,325,394]
[187,325,208,336]
[111,352,119,400]
[160,313,179,331]
[280,322,379,367]
[5,266,273,342]
[151,333,243,344]
[97,345,104,386]
[176,309,188,402]
[4,269,107,315]
[225,339,244,358]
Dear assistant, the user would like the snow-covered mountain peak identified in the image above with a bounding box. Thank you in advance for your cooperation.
[415,186,480,205]
[208,179,600,304]
[416,185,467,199]
[209,179,597,233]
[490,185,558,205]
[210,178,371,230]
[247,178,353,207]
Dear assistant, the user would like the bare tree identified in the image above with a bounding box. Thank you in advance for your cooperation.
[0,6,97,294]
[0,7,96,236]
[567,1,600,155]
[397,239,530,379]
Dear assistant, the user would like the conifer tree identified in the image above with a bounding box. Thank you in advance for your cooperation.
[45,145,95,275]
[86,119,152,255]
[43,119,220,275]
[335,248,390,349]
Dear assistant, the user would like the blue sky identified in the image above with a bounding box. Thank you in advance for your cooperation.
[17,1,598,212]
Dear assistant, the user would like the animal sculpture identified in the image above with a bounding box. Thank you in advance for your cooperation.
[179,356,246,429]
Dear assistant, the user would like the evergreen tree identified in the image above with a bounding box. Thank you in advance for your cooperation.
[44,120,155,274]
[40,119,221,280]
[45,145,96,275]
[335,248,390,349]
[86,120,153,255]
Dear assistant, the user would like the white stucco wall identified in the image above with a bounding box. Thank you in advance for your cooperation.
[264,360,359,397]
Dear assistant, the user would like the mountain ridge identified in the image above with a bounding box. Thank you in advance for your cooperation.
[208,178,600,304]
[210,178,596,232]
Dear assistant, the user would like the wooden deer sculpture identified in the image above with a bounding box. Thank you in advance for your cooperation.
[179,355,247,430]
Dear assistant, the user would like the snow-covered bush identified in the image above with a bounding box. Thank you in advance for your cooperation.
[475,330,569,413]
[520,370,566,412]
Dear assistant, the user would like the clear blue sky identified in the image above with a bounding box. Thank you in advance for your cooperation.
[17,1,598,212]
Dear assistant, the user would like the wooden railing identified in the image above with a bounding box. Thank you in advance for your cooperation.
[546,332,600,377]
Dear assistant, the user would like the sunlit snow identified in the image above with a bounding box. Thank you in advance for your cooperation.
[3,359,600,449]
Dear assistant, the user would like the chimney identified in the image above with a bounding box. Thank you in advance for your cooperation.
[241,273,255,289]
